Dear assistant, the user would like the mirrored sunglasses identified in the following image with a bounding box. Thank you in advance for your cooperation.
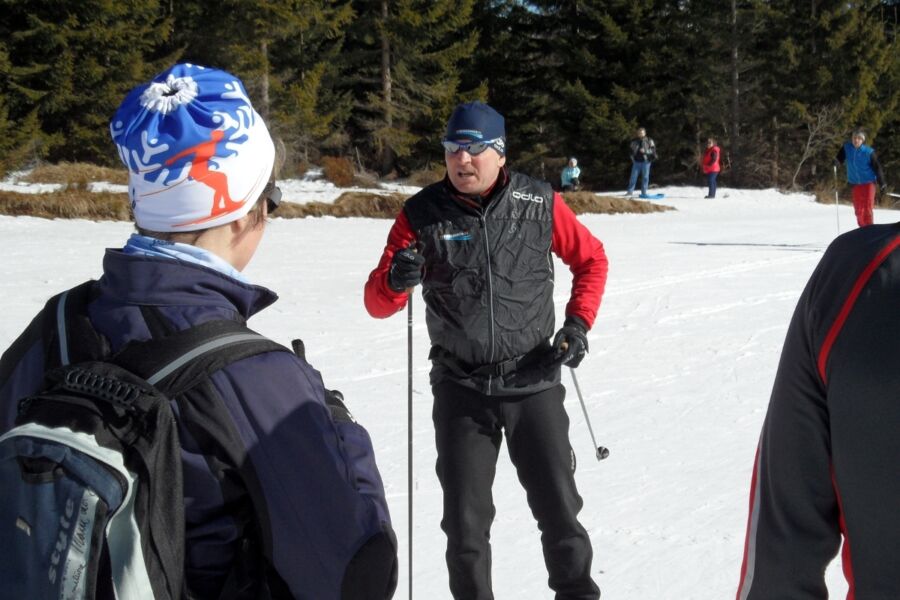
[441,139,497,156]
[262,182,282,214]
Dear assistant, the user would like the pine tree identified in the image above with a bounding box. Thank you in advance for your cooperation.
[731,0,898,187]
[0,34,46,174]
[1,0,171,165]
[342,0,476,175]
[873,0,899,186]
[464,1,564,181]
[166,0,357,173]
[269,0,355,168]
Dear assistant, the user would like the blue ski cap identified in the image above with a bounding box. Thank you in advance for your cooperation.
[444,101,506,155]
[110,63,275,232]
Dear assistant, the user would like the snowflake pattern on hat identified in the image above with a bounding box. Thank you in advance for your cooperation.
[110,64,275,232]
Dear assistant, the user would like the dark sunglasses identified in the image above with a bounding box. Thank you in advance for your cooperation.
[441,139,498,156]
[261,182,282,214]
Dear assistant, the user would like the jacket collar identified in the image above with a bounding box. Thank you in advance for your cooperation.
[98,249,278,320]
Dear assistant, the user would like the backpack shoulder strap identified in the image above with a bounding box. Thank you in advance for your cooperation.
[89,320,285,600]
[44,279,108,368]
[110,319,287,395]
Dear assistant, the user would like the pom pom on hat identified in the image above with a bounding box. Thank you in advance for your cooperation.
[110,63,275,232]
[444,101,506,155]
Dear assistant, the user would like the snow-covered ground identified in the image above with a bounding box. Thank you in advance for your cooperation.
[0,181,871,598]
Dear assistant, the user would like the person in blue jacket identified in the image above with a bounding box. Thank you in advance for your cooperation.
[834,129,887,227]
[561,157,581,191]
[0,64,397,600]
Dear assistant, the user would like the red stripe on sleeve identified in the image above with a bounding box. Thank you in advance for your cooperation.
[817,234,900,383]
[736,444,761,600]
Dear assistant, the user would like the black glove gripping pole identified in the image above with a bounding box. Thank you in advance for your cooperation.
[407,291,414,598]
[569,367,609,461]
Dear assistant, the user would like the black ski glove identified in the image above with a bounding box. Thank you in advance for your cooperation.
[551,316,590,368]
[388,247,425,292]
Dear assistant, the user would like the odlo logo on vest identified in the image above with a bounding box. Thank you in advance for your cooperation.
[512,190,544,204]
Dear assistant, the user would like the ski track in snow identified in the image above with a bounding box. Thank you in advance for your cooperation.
[0,184,868,598]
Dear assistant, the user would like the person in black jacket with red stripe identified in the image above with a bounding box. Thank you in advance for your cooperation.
[365,102,607,600]
[736,223,900,599]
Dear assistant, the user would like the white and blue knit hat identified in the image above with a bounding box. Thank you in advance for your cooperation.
[110,63,275,232]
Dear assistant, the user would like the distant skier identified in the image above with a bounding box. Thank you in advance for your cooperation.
[702,137,721,199]
[737,223,900,598]
[833,128,887,227]
[561,156,581,191]
[626,126,657,197]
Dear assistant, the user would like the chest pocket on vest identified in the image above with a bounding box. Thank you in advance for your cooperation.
[420,221,486,310]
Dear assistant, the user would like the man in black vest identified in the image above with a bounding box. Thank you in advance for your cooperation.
[365,101,608,599]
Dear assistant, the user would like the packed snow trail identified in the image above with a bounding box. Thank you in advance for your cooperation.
[0,185,870,598]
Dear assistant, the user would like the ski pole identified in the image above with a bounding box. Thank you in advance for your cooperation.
[406,291,414,599]
[568,367,609,461]
[833,165,840,233]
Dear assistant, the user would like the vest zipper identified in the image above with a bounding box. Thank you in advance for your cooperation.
[480,213,495,393]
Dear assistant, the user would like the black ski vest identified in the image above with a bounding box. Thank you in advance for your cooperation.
[404,172,558,395]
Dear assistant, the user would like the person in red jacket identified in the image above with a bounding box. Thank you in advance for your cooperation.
[364,101,607,600]
[702,137,721,198]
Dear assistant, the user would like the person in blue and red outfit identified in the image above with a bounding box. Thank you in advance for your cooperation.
[364,101,607,600]
[1,64,397,599]
[834,129,888,227]
[702,137,721,198]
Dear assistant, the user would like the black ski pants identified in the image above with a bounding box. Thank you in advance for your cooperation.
[432,380,601,600]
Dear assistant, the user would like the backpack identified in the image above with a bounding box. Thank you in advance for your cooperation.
[0,280,284,599]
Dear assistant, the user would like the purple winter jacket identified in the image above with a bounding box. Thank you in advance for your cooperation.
[0,249,396,599]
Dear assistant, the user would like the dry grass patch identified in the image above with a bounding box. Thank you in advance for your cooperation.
[321,156,355,187]
[23,162,129,186]
[0,189,673,221]
[273,192,407,219]
[562,191,674,214]
[406,166,445,187]
[0,189,132,220]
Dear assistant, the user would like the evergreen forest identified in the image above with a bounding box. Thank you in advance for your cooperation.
[1,0,898,191]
